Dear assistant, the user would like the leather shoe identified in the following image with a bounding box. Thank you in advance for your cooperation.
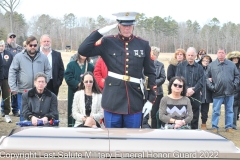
[13,112,20,117]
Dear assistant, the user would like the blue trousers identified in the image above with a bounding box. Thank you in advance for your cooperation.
[1,94,18,114]
[212,96,234,129]
[104,110,142,128]
[18,93,23,121]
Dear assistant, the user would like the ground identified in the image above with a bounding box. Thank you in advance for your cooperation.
[0,52,239,148]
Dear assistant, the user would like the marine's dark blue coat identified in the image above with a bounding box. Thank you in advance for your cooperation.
[79,31,156,114]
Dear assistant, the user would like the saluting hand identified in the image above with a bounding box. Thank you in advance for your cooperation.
[98,23,118,35]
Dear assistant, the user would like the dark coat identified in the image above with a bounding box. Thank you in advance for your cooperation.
[198,55,213,103]
[1,49,13,79]
[233,67,240,107]
[64,60,94,126]
[155,61,166,95]
[206,59,239,98]
[0,51,4,85]
[78,31,156,114]
[167,57,178,81]
[176,61,204,94]
[226,52,240,107]
[50,50,65,95]
[22,87,58,120]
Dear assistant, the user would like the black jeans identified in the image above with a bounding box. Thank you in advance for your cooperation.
[190,96,201,129]
[151,95,163,129]
[200,103,210,124]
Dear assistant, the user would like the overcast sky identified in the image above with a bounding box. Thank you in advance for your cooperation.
[14,0,239,26]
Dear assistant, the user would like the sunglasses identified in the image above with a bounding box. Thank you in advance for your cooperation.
[29,44,38,47]
[9,36,16,38]
[173,83,183,88]
[84,80,93,84]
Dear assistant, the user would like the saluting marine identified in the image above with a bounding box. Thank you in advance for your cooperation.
[78,12,157,128]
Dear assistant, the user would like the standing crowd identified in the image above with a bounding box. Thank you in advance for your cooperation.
[0,12,239,133]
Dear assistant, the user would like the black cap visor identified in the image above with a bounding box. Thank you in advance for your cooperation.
[117,20,135,26]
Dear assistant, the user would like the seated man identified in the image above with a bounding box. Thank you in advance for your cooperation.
[22,72,58,126]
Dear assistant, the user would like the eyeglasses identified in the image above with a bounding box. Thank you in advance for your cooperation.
[173,83,183,88]
[202,60,210,63]
[29,44,38,47]
[84,80,93,84]
[9,36,16,38]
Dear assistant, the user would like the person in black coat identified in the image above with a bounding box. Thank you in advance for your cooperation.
[167,48,186,81]
[0,40,9,121]
[40,34,64,96]
[176,47,204,129]
[226,51,240,130]
[198,54,213,130]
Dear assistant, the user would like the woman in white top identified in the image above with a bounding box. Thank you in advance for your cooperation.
[72,72,103,127]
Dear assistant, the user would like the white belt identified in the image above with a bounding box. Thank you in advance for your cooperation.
[108,71,140,84]
[108,71,145,99]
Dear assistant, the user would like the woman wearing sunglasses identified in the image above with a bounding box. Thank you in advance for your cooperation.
[159,76,193,129]
[72,72,104,128]
[64,54,94,127]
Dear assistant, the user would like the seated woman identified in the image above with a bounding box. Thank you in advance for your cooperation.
[159,76,193,129]
[72,72,103,128]
[22,72,58,126]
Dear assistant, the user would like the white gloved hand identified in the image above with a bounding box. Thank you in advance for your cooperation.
[142,100,152,117]
[98,23,118,35]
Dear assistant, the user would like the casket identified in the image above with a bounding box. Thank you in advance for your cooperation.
[0,127,239,159]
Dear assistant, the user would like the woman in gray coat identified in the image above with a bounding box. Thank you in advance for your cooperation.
[151,46,166,128]
[22,72,58,125]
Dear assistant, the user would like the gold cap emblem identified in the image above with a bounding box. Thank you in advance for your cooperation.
[125,12,129,16]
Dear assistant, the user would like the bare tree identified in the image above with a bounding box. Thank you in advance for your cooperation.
[0,0,21,32]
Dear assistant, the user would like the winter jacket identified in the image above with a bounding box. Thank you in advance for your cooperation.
[93,58,108,91]
[198,55,213,103]
[8,50,52,93]
[167,57,178,81]
[206,58,239,98]
[72,90,103,127]
[155,60,166,95]
[22,87,58,120]
[226,51,240,107]
[1,50,13,79]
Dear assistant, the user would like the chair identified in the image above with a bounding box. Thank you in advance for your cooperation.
[156,110,162,128]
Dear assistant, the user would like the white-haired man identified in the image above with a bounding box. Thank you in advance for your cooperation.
[176,47,204,129]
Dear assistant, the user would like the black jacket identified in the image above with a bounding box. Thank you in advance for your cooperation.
[233,67,240,107]
[1,49,13,79]
[78,31,156,114]
[206,59,240,98]
[22,87,58,120]
[198,55,213,103]
[155,61,166,95]
[176,60,204,94]
[0,52,3,86]
[50,50,65,95]
[167,57,178,81]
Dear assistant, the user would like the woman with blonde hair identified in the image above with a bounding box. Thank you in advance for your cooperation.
[167,48,186,81]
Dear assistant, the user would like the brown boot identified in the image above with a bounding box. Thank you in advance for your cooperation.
[201,124,207,130]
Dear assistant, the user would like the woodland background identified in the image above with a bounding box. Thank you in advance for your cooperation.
[1,1,240,54]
